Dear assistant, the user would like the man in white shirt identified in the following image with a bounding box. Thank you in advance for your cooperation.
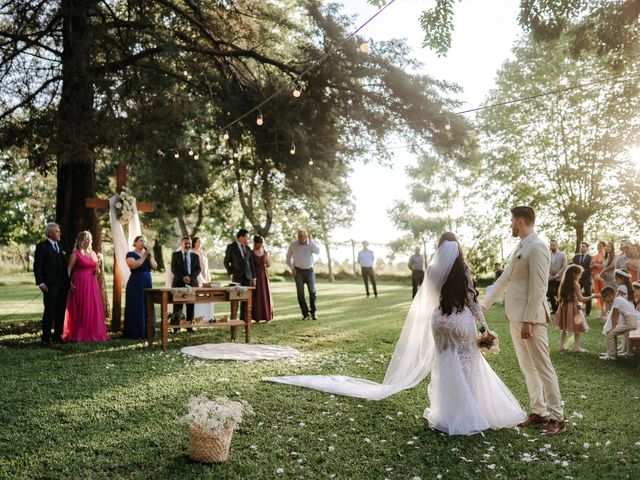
[286,229,320,320]
[600,285,639,360]
[547,239,567,314]
[357,241,378,298]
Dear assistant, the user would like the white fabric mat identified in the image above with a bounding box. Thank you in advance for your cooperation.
[181,343,301,361]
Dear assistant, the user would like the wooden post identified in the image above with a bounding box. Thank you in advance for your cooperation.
[351,239,357,277]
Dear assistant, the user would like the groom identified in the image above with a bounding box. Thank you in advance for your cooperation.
[481,206,565,435]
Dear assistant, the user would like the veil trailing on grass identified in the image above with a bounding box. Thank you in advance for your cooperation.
[263,241,460,400]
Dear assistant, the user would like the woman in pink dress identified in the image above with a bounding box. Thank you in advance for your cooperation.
[63,231,109,342]
[252,235,273,322]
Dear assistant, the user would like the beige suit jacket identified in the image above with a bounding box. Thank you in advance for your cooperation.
[482,232,551,324]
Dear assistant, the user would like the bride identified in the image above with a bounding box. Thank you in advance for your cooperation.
[265,232,526,435]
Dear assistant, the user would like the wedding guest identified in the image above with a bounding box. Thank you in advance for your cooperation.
[590,240,606,317]
[192,237,214,322]
[224,229,256,320]
[408,246,425,299]
[613,269,634,355]
[555,265,596,353]
[252,235,273,322]
[33,223,70,346]
[63,231,109,342]
[357,241,378,298]
[171,236,201,332]
[615,240,629,270]
[286,229,320,320]
[572,242,592,316]
[494,262,504,281]
[122,235,157,339]
[599,242,616,290]
[626,243,639,283]
[547,239,567,315]
[599,285,639,361]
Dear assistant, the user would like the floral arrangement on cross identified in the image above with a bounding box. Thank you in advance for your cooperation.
[114,186,135,224]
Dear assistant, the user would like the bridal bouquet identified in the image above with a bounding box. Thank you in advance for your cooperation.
[477,331,500,356]
[114,186,135,224]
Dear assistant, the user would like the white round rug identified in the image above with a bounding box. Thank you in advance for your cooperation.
[181,343,301,361]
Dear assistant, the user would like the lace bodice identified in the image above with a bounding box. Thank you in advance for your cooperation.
[431,305,481,394]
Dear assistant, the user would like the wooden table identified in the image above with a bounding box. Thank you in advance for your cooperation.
[145,286,254,351]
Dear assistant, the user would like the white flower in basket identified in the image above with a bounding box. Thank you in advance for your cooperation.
[182,395,254,463]
[114,186,135,225]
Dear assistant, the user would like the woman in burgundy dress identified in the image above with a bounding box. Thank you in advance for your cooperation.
[252,235,273,322]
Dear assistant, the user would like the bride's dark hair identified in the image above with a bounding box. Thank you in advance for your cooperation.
[438,232,478,316]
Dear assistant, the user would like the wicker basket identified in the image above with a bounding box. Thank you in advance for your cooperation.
[188,425,234,463]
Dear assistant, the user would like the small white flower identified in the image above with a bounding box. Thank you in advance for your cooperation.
[397,411,403,416]
[407,440,414,445]
[562,460,569,467]
[328,446,335,452]
[364,437,371,443]
[385,467,393,471]
[583,443,590,449]
[487,464,496,470]
[250,444,257,451]
[605,440,611,446]
[298,422,306,427]
[412,476,422,480]
[290,451,297,456]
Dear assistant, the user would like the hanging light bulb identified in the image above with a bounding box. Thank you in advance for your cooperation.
[174,152,179,159]
[156,149,164,156]
[290,142,296,155]
[193,153,199,160]
[223,130,229,140]
[205,142,213,151]
[292,84,303,98]
[188,148,194,156]
[358,39,369,54]
[256,111,264,126]
[444,120,451,131]
[557,96,566,107]
[308,159,314,166]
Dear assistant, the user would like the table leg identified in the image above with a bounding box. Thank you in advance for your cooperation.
[161,291,168,352]
[146,292,154,348]
[245,295,252,344]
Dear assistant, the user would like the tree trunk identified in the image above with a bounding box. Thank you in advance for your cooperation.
[574,223,584,253]
[324,242,335,282]
[153,241,165,271]
[351,240,357,277]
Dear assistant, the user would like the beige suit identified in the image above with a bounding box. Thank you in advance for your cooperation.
[482,232,563,420]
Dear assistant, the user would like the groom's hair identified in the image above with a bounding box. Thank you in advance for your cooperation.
[511,206,535,225]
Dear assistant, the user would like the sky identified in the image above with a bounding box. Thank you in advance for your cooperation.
[327,0,522,261]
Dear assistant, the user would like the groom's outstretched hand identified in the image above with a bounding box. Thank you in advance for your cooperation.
[520,322,532,340]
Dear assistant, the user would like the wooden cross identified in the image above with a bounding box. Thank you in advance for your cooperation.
[86,163,154,331]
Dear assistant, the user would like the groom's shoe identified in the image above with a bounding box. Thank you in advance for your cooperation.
[519,413,549,427]
[541,419,566,435]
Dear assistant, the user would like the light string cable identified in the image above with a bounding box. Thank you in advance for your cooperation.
[252,67,640,152]
[218,0,400,133]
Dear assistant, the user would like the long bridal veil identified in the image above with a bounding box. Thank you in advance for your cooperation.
[263,241,461,400]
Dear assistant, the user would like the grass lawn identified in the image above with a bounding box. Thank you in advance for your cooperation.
[1,272,639,479]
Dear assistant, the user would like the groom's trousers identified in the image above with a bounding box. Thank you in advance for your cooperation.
[509,321,563,421]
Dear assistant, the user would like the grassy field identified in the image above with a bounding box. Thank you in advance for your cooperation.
[1,272,639,479]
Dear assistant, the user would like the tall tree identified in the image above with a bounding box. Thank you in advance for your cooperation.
[477,35,640,250]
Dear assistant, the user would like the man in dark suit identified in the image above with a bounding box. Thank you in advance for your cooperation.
[171,236,201,332]
[573,241,592,316]
[33,223,70,346]
[224,228,256,319]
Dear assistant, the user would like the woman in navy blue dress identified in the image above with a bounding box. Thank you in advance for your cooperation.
[122,235,157,339]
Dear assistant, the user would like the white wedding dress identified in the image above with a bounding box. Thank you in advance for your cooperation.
[265,240,525,435]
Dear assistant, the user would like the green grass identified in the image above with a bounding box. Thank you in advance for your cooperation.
[1,273,639,479]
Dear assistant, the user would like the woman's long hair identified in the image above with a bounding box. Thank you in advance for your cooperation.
[558,265,582,302]
[438,232,478,316]
[604,241,615,267]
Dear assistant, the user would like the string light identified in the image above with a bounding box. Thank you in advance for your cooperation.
[256,111,264,126]
[444,120,451,131]
[557,96,566,107]
[223,130,229,140]
[358,39,369,54]
[174,152,179,159]
[188,148,194,156]
[308,159,314,165]
[290,142,296,155]
[205,142,213,151]
[293,84,303,98]
[193,153,199,160]
[156,149,164,156]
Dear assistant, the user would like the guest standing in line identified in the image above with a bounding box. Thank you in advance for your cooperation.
[547,239,567,315]
[408,246,425,299]
[599,242,617,290]
[357,241,378,298]
[192,236,214,322]
[122,235,157,339]
[224,229,256,320]
[572,242,592,316]
[252,235,273,322]
[591,240,606,317]
[63,231,109,342]
[494,262,504,281]
[33,223,70,346]
[286,229,320,320]
[625,243,639,283]
[171,236,201,332]
[615,240,629,270]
